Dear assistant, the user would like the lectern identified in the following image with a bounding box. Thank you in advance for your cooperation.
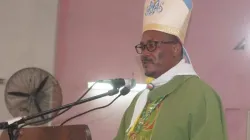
[0,124,92,140]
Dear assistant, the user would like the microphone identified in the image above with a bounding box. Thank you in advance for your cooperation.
[99,78,136,89]
[120,79,136,96]
[59,79,137,126]
[0,117,23,129]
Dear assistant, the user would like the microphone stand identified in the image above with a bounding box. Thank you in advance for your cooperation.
[3,88,120,140]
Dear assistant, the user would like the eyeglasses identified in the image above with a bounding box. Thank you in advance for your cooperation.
[135,40,177,54]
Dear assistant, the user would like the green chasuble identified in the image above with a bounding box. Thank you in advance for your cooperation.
[127,99,164,140]
[114,75,228,140]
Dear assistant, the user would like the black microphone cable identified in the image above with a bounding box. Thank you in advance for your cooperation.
[59,86,132,126]
[60,94,121,126]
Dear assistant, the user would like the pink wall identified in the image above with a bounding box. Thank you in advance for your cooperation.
[55,0,250,139]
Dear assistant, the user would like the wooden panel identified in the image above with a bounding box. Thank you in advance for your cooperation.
[0,124,92,140]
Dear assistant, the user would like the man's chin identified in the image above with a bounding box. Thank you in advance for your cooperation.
[144,71,155,78]
[143,65,156,78]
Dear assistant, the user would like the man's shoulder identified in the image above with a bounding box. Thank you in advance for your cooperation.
[183,76,215,91]
[178,76,224,111]
[181,76,221,100]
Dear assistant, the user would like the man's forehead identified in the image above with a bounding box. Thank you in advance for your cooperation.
[140,30,176,43]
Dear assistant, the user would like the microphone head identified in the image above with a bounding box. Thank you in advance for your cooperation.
[120,79,136,95]
[111,78,125,88]
[120,87,131,96]
[98,78,136,89]
[125,79,136,89]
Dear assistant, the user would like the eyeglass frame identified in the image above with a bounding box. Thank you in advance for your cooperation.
[134,40,178,54]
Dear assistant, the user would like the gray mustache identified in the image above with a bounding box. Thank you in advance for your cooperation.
[141,56,153,63]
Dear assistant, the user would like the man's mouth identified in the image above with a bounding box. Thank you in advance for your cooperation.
[141,56,154,67]
[142,61,151,64]
[142,60,153,67]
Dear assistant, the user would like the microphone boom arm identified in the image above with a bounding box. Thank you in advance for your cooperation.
[22,89,119,125]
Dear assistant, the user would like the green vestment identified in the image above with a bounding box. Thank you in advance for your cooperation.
[114,75,228,140]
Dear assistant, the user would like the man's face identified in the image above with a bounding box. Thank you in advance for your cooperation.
[137,30,182,78]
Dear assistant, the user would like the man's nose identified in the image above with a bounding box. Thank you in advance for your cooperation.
[141,47,151,56]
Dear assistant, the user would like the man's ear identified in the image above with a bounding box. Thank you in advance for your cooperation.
[172,44,182,57]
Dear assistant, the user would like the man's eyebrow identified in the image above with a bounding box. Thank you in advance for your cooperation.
[141,39,154,44]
